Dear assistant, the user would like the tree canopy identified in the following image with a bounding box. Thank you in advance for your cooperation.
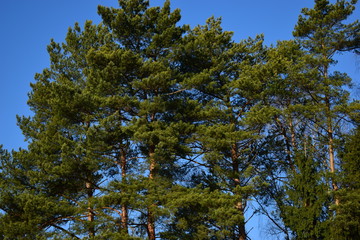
[1,0,359,239]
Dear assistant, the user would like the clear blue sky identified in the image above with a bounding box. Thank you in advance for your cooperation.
[0,0,359,239]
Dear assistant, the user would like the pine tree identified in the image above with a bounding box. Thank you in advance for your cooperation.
[254,39,334,239]
[2,1,359,239]
[165,16,270,239]
[98,1,191,238]
[330,126,360,239]
[293,0,360,203]
[13,21,114,238]
[255,0,360,237]
[1,0,191,238]
[0,146,48,238]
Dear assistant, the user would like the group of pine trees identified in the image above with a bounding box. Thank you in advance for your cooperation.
[1,0,360,239]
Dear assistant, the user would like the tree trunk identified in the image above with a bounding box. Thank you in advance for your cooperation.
[120,148,129,233]
[149,145,155,180]
[147,208,156,240]
[147,145,156,240]
[324,63,339,205]
[275,117,295,172]
[288,117,296,149]
[231,143,247,240]
[237,202,247,240]
[86,181,95,237]
[326,110,339,205]
[327,118,336,181]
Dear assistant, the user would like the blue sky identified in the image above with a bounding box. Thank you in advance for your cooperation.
[0,0,359,238]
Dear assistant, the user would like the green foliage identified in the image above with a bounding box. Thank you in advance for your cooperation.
[330,127,360,239]
[294,0,360,55]
[282,151,330,240]
[1,0,359,239]
[256,0,360,238]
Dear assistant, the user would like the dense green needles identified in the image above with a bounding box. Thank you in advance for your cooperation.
[0,0,359,239]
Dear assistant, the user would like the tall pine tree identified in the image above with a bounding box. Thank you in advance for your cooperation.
[293,0,360,204]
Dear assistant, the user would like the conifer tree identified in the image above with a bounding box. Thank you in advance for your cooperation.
[293,0,360,203]
[0,146,49,238]
[254,40,333,239]
[1,0,192,238]
[12,21,114,238]
[256,0,360,237]
[166,17,270,240]
[1,1,360,239]
[97,0,190,238]
[330,126,360,239]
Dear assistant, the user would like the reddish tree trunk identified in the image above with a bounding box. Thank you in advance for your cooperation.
[86,181,95,237]
[120,148,129,233]
[147,145,156,240]
[231,143,247,240]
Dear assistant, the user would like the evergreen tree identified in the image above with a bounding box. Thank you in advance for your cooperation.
[330,126,360,239]
[165,16,270,239]
[13,21,113,238]
[1,1,359,239]
[0,0,192,238]
[293,0,360,202]
[98,1,192,238]
[0,146,49,239]
[257,0,360,237]
[255,40,332,239]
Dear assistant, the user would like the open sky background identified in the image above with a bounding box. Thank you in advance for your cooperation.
[0,0,359,239]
